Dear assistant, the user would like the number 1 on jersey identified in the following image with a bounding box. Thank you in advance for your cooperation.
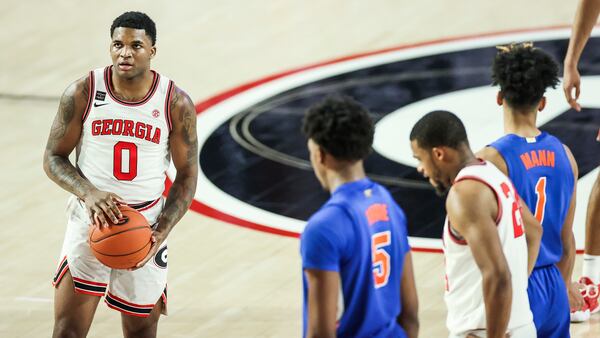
[534,177,547,223]
[372,231,391,288]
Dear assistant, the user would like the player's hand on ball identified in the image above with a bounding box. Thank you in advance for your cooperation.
[131,230,166,270]
[84,189,125,228]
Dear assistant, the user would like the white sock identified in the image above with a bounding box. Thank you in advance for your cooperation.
[582,254,600,284]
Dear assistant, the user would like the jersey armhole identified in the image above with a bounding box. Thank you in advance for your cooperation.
[454,176,503,225]
[164,81,175,131]
[81,71,95,123]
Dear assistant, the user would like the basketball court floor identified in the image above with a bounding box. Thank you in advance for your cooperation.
[1,1,599,337]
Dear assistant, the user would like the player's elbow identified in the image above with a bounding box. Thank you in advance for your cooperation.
[483,266,511,292]
[526,220,543,246]
[42,150,55,178]
[398,309,419,338]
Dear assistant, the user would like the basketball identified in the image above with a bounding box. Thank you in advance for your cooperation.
[89,205,152,269]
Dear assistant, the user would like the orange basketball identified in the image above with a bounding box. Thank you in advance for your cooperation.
[89,205,152,269]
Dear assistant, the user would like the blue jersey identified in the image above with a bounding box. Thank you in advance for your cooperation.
[490,132,574,267]
[300,178,410,338]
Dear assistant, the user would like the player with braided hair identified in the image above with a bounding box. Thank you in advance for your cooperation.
[478,43,584,337]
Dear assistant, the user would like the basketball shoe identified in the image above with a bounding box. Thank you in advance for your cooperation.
[579,277,599,315]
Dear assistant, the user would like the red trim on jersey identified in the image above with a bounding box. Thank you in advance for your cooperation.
[104,66,160,106]
[164,81,174,131]
[454,175,503,225]
[82,71,95,123]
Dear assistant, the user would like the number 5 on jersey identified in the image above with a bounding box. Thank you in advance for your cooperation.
[372,231,391,288]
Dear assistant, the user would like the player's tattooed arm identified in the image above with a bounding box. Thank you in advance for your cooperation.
[136,85,198,268]
[43,76,123,227]
[158,86,198,233]
[43,77,95,197]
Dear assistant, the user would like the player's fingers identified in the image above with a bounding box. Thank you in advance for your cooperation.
[564,85,577,108]
[96,212,109,229]
[133,245,157,270]
[111,193,126,204]
[89,208,104,228]
[563,83,573,101]
[106,199,123,219]
[99,202,119,224]
[92,212,100,228]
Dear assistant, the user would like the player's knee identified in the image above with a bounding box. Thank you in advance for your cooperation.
[52,318,88,338]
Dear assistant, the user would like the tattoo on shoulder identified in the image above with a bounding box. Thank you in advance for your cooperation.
[171,87,198,164]
[46,78,88,149]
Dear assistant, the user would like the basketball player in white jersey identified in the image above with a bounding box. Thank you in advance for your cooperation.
[409,111,541,338]
[43,12,198,337]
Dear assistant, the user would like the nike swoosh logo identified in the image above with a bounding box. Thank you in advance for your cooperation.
[94,102,109,107]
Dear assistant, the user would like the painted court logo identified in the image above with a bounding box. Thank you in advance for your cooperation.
[166,27,600,252]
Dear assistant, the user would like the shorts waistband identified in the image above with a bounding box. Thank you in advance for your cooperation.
[128,198,161,211]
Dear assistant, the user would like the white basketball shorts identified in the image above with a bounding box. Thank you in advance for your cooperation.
[52,195,168,317]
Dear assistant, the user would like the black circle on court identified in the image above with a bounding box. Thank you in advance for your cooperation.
[200,37,600,239]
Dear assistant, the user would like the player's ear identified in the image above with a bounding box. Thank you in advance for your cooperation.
[538,97,546,112]
[150,46,157,59]
[317,146,327,165]
[496,91,503,106]
[431,147,444,161]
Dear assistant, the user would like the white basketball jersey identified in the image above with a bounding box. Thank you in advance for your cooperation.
[443,161,533,335]
[77,66,173,204]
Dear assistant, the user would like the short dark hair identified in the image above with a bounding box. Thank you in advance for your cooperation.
[302,94,374,161]
[110,11,157,45]
[492,43,559,109]
[410,110,469,149]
